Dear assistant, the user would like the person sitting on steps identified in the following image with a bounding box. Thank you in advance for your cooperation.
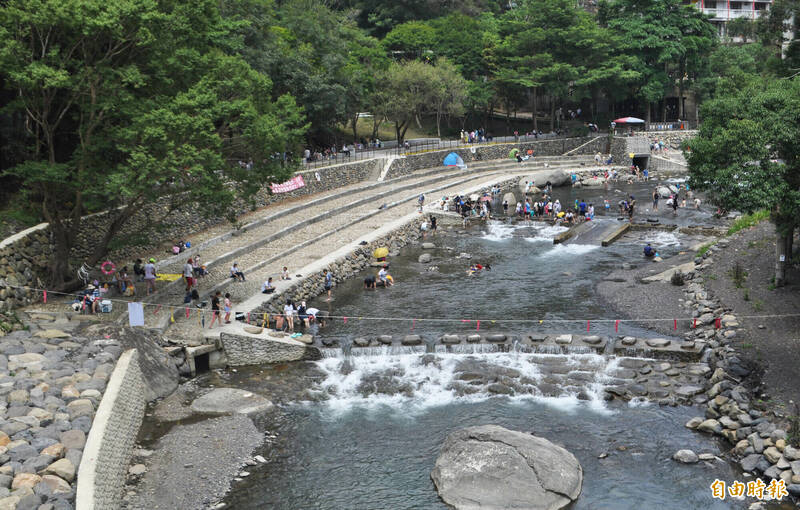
[230,263,245,281]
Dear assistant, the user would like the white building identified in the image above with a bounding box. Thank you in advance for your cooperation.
[694,1,772,37]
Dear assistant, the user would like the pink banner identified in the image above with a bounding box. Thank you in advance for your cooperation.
[270,175,305,194]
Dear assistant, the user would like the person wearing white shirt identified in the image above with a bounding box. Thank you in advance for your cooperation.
[283,300,295,331]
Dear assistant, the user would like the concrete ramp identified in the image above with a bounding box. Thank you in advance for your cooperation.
[560,219,628,246]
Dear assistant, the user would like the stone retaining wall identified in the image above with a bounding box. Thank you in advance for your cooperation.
[0,228,51,311]
[76,349,146,510]
[646,130,697,149]
[221,332,321,366]
[385,137,608,180]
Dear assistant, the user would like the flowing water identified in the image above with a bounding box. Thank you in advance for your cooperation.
[175,178,762,508]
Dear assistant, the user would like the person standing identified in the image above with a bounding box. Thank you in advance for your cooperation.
[209,291,223,328]
[429,214,437,235]
[652,189,659,211]
[628,196,636,220]
[323,269,333,301]
[144,258,157,296]
[183,258,194,292]
[284,300,295,332]
[418,193,425,213]
[223,293,233,324]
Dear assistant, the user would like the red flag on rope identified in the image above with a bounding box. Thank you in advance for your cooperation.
[185,307,190,318]
[476,320,480,331]
[692,318,697,329]
[43,290,47,304]
[247,313,250,324]
[410,319,415,331]
[586,320,590,332]
[674,319,678,330]
[154,304,162,315]
[614,319,619,333]
[714,317,721,329]
[343,316,348,324]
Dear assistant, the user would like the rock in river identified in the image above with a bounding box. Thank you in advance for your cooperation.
[190,388,273,417]
[431,425,582,510]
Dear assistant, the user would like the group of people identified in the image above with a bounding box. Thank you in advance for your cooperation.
[652,185,700,213]
[460,128,491,144]
[364,265,394,289]
[467,263,491,276]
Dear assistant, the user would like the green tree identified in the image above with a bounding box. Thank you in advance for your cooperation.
[687,78,800,286]
[381,60,455,143]
[383,21,437,58]
[429,59,469,137]
[0,0,305,289]
[598,0,716,122]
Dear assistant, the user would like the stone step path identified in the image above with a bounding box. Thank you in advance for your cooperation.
[159,169,532,336]
[145,160,586,305]
[153,155,593,274]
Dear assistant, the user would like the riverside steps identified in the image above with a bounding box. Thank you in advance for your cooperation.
[148,158,597,334]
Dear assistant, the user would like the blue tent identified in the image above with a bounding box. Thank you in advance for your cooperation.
[443,152,466,169]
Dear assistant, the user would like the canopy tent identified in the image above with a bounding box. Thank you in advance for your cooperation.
[612,117,645,124]
[443,152,466,169]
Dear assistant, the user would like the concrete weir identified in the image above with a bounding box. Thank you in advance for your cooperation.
[322,333,705,361]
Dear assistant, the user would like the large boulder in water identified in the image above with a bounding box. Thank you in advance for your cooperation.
[657,186,674,198]
[191,388,273,417]
[538,169,571,188]
[502,192,517,207]
[431,425,582,510]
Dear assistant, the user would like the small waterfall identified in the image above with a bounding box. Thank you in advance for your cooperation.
[433,343,502,354]
[321,345,427,358]
[311,347,629,413]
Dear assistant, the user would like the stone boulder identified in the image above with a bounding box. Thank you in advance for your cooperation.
[502,193,517,208]
[431,425,582,510]
[190,388,273,417]
[418,253,432,264]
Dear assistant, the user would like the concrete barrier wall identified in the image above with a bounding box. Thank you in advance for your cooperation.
[385,137,608,180]
[76,349,146,510]
[221,332,321,366]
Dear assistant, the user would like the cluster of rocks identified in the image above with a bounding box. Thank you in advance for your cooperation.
[667,239,800,498]
[0,326,126,510]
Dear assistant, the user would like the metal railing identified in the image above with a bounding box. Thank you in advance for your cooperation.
[300,131,601,170]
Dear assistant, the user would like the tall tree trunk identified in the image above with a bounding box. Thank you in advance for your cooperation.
[532,88,538,133]
[776,231,788,287]
[436,108,442,138]
[352,114,359,145]
[646,102,651,124]
[678,60,686,120]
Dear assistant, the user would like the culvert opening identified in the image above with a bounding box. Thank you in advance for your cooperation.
[194,352,210,373]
